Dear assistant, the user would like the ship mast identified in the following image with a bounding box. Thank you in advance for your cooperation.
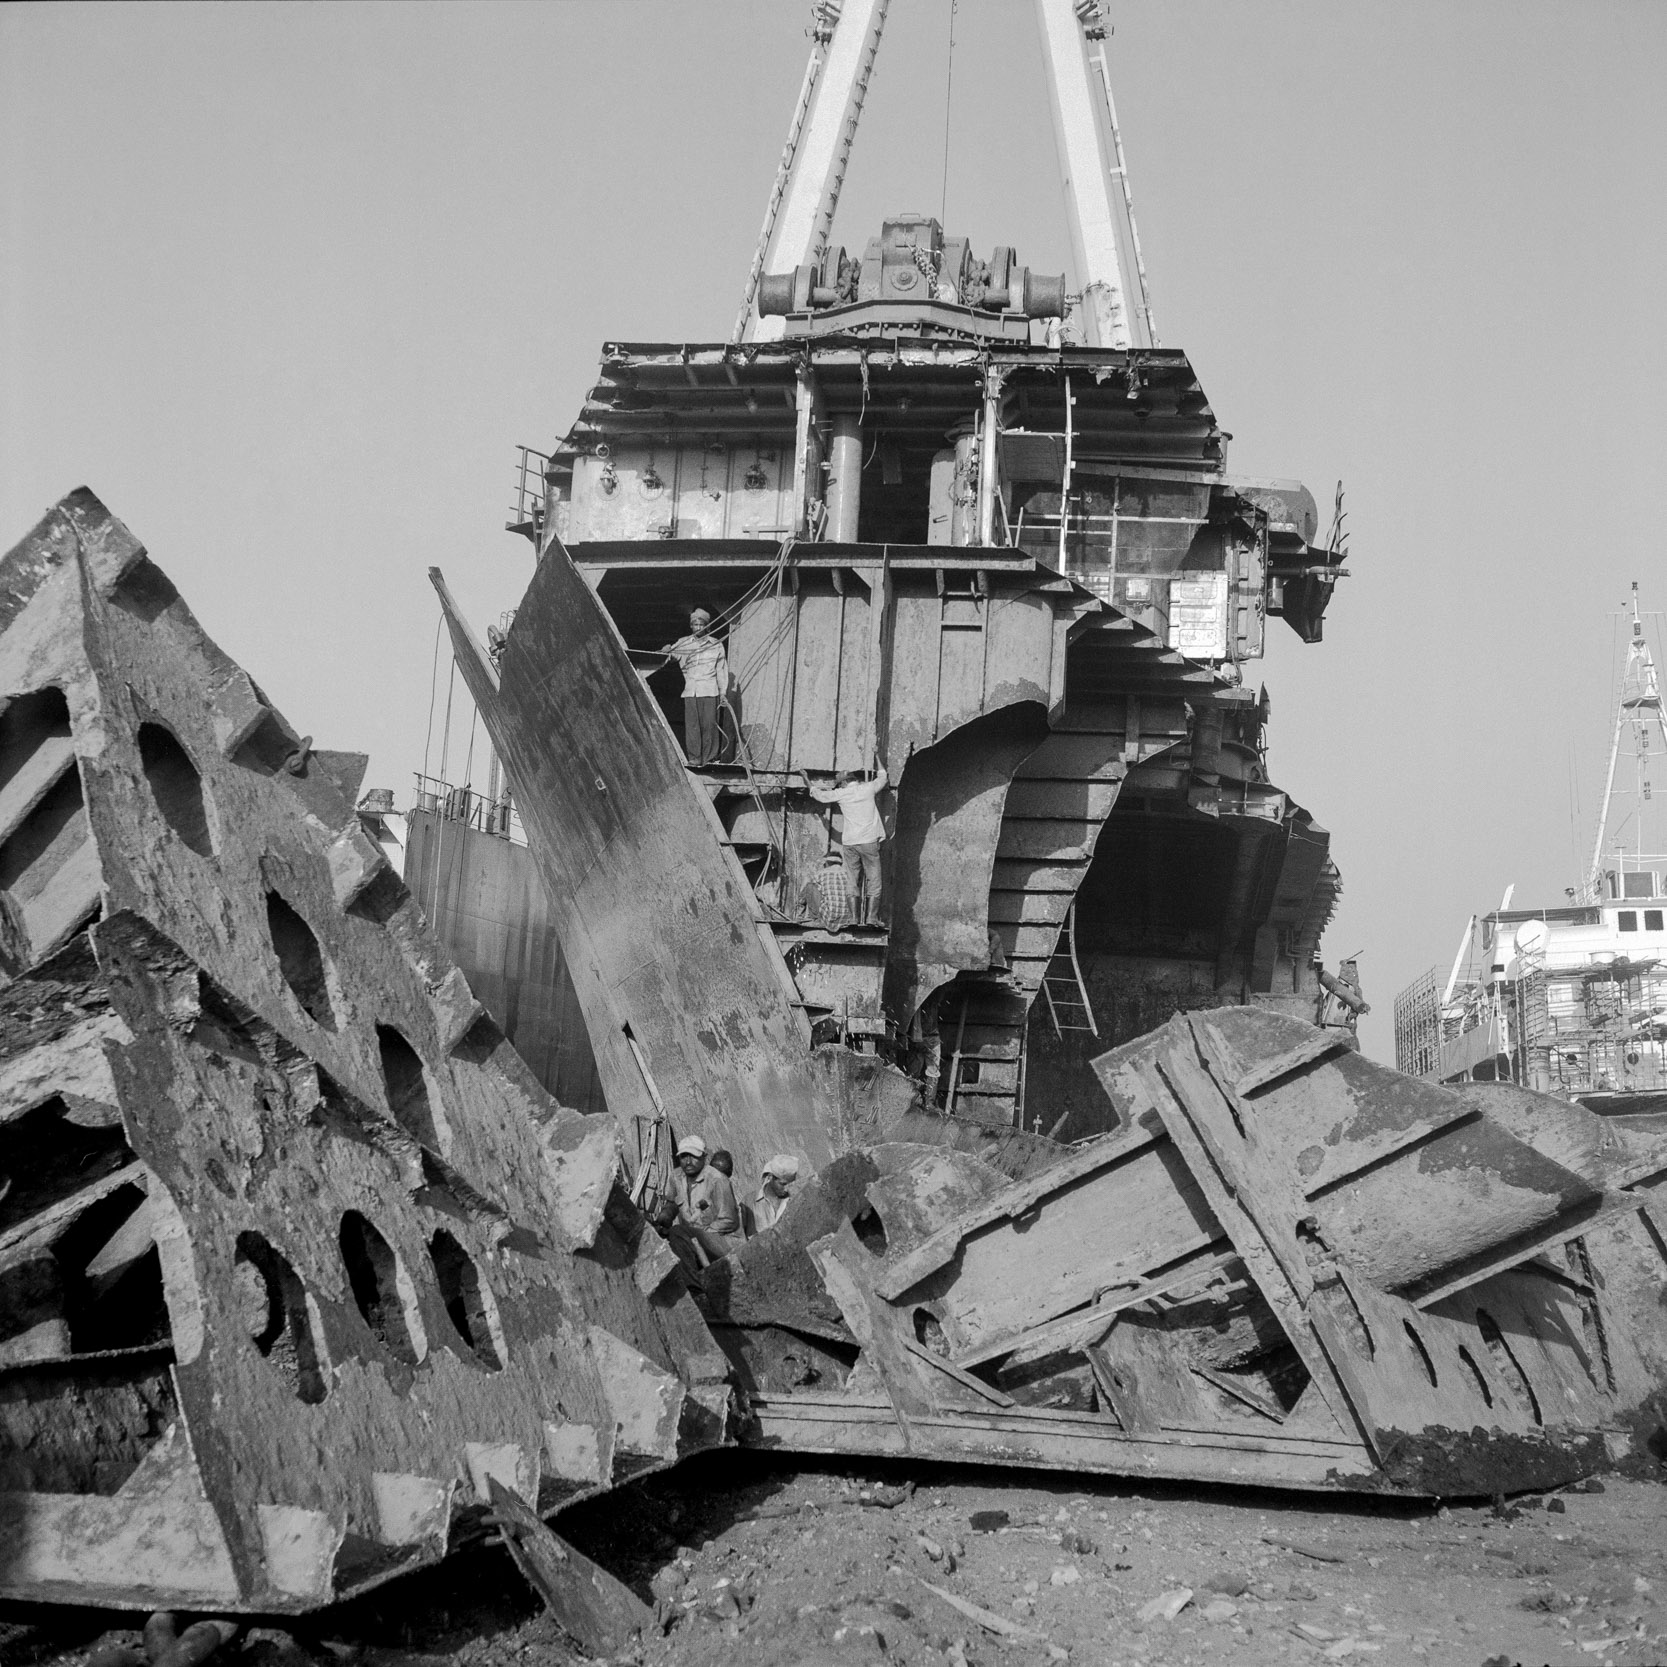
[1585,581,1667,901]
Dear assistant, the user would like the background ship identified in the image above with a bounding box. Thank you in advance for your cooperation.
[1396,584,1667,1114]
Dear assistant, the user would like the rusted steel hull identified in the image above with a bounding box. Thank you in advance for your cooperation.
[4,488,1662,1626]
[707,1010,1667,1496]
[431,557,912,1195]
[0,494,729,1611]
[430,529,1667,1499]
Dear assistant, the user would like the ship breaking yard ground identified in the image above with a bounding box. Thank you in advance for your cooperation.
[0,493,1663,1667]
[5,1456,1666,1667]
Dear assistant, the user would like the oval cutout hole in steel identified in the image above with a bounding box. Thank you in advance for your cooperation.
[233,1229,327,1403]
[265,892,336,1029]
[429,1229,506,1370]
[1475,1309,1540,1423]
[377,1024,438,1148]
[339,1210,423,1365]
[137,723,215,858]
[1403,1321,1438,1388]
[1456,1343,1494,1407]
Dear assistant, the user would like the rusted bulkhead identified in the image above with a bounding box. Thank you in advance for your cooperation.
[708,1009,1667,1496]
[0,493,730,1611]
[435,521,1667,1494]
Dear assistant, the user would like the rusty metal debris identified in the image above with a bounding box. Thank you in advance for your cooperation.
[710,1007,1667,1496]
[7,9,1667,1624]
[0,492,728,1612]
[8,501,1659,1627]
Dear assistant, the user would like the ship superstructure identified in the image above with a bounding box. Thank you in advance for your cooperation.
[425,3,1350,1174]
[1396,585,1667,1110]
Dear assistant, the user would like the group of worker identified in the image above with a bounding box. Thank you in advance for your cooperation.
[664,606,890,929]
[657,1133,800,1267]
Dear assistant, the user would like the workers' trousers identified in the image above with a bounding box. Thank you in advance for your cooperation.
[841,840,883,923]
[682,695,719,765]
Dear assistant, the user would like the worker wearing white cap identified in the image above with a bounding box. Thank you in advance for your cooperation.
[666,1133,705,1222]
[755,1154,801,1230]
[666,1132,741,1256]
[661,608,728,767]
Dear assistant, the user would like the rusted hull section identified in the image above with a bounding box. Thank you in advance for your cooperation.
[707,1009,1667,1496]
[432,556,909,1192]
[1,488,1662,1633]
[428,525,1667,1499]
[0,494,730,1611]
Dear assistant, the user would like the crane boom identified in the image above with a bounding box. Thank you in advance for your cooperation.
[739,0,1156,350]
[1033,0,1156,349]
[736,0,889,344]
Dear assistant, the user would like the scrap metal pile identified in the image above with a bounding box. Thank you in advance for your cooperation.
[0,493,1663,1629]
[0,494,728,1614]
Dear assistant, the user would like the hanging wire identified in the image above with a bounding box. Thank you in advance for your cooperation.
[637,538,797,674]
[438,655,457,786]
[422,611,443,784]
[939,0,958,227]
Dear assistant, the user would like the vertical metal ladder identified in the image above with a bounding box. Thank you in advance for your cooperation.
[1041,903,1099,1039]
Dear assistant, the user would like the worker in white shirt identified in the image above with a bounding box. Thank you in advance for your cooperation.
[802,764,888,926]
[661,608,728,766]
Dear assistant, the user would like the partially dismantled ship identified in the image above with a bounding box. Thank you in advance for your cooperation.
[1397,585,1667,1113]
[1,0,1663,1632]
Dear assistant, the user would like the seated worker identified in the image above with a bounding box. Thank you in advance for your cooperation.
[797,849,857,931]
[801,763,888,926]
[661,609,728,767]
[755,1154,800,1230]
[670,1133,741,1259]
[704,1149,743,1243]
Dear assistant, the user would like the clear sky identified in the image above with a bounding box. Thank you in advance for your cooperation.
[4,1,1663,1060]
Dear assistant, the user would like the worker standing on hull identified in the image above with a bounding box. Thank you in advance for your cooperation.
[1315,955,1370,1048]
[663,608,727,767]
[803,763,889,927]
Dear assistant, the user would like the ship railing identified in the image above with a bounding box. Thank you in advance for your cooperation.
[509,446,551,543]
[410,773,524,845]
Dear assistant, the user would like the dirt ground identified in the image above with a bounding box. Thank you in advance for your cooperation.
[5,1453,1664,1667]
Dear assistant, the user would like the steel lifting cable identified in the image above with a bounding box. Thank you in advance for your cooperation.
[939,0,958,228]
[422,611,443,785]
[438,655,457,787]
[641,536,797,677]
